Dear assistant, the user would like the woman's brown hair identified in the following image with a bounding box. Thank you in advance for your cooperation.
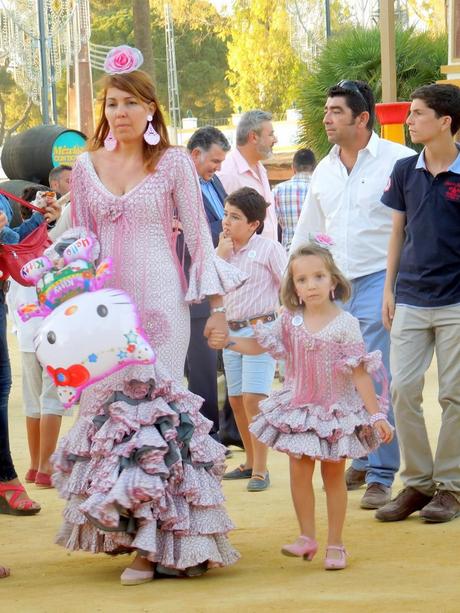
[281,243,352,310]
[89,70,170,172]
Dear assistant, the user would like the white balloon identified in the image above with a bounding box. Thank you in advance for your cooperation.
[35,288,155,408]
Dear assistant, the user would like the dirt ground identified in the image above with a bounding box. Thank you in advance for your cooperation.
[1,331,459,613]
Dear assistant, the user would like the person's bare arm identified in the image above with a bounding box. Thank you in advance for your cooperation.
[382,211,406,331]
[352,365,394,443]
[208,330,265,355]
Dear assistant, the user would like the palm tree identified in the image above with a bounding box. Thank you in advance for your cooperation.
[297,27,447,158]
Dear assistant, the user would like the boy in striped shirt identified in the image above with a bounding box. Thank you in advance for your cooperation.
[217,187,287,491]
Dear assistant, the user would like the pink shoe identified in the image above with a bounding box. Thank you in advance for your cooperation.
[324,545,347,570]
[25,469,38,484]
[120,567,154,586]
[35,472,53,489]
[281,536,318,561]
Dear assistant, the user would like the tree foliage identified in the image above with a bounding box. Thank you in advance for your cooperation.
[297,27,448,158]
[90,0,232,122]
[407,0,446,33]
[0,64,41,146]
[225,0,303,114]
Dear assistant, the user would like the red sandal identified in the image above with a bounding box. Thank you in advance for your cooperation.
[0,483,41,516]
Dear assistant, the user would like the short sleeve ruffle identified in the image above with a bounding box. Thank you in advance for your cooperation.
[254,317,285,360]
[184,255,248,304]
[335,348,383,376]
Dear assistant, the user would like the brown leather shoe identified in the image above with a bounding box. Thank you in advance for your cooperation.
[375,486,432,522]
[360,483,391,509]
[419,490,460,523]
[345,466,367,491]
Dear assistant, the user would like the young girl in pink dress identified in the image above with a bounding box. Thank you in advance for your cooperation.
[210,238,394,570]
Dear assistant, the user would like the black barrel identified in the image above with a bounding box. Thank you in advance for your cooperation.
[0,179,49,227]
[1,125,86,185]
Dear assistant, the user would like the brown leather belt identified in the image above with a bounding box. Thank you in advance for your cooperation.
[228,312,277,331]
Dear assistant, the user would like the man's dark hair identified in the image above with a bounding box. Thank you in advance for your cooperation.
[225,187,267,235]
[187,126,231,153]
[48,164,72,184]
[411,84,460,135]
[20,186,40,219]
[293,148,316,172]
[327,80,375,130]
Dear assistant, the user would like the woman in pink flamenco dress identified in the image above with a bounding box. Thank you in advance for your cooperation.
[51,47,245,585]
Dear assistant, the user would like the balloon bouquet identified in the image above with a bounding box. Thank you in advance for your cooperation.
[18,229,239,580]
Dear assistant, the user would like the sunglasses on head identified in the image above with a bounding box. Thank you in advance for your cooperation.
[336,80,368,111]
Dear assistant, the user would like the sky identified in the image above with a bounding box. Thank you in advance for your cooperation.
[209,0,230,14]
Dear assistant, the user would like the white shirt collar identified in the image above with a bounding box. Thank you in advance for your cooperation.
[329,131,380,162]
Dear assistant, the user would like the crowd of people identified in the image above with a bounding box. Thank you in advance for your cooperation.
[1,43,459,585]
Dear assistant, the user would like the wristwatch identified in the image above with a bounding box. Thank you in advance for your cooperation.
[210,306,226,314]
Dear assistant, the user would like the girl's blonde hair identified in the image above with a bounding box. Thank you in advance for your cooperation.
[281,243,351,310]
[89,70,170,172]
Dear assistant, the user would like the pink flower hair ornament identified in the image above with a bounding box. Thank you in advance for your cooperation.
[104,45,144,74]
[310,233,335,250]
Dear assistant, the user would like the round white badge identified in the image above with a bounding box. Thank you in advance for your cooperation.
[248,250,257,259]
[292,315,303,327]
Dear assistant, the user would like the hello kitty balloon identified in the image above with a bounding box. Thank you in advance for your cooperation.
[34,288,155,408]
[18,229,155,408]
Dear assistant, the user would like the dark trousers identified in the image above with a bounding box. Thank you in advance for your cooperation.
[0,293,16,481]
[186,316,220,436]
[220,394,242,445]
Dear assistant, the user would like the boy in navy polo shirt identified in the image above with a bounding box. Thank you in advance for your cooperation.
[377,83,460,523]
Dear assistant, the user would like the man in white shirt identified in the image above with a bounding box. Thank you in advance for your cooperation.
[291,80,414,509]
[217,110,278,241]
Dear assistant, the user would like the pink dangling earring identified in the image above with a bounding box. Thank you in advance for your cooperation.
[144,114,160,146]
[330,288,336,301]
[104,130,117,152]
[298,296,303,306]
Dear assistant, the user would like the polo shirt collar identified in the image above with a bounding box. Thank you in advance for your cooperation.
[329,131,380,161]
[416,145,460,174]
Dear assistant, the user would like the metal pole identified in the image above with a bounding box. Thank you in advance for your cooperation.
[50,65,58,124]
[37,0,50,124]
[164,3,181,144]
[325,0,331,38]
[47,2,58,123]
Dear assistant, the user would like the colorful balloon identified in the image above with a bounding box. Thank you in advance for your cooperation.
[18,229,155,408]
[35,287,155,408]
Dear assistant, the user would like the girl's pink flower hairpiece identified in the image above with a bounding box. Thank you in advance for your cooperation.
[104,45,144,75]
[310,233,335,249]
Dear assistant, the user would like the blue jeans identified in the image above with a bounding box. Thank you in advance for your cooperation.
[343,270,400,487]
[0,291,16,481]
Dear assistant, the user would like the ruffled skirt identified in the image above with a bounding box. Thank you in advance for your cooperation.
[52,363,239,575]
[249,387,381,461]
